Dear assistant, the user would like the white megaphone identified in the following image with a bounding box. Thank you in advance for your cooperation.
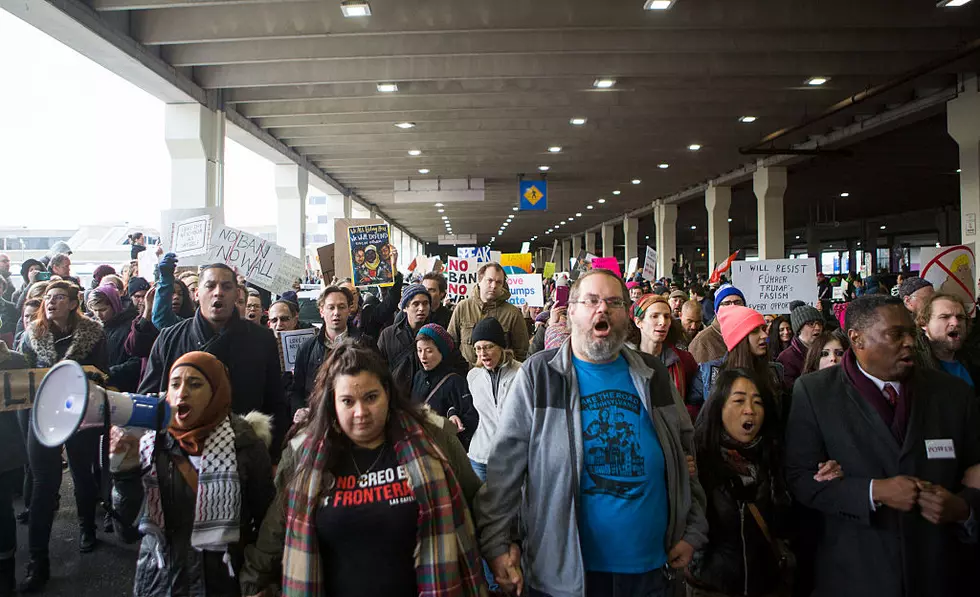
[32,360,172,448]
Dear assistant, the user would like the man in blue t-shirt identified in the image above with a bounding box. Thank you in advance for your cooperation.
[919,293,976,390]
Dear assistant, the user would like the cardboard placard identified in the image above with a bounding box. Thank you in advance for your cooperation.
[920,243,976,316]
[316,244,336,283]
[2,366,105,412]
[642,246,658,281]
[271,254,305,295]
[627,257,638,277]
[171,215,212,258]
[446,257,478,301]
[208,226,286,292]
[500,253,532,274]
[591,257,622,278]
[279,328,316,373]
[348,224,394,287]
[506,274,544,307]
[333,218,386,285]
[160,207,225,267]
[731,258,818,314]
[542,262,556,279]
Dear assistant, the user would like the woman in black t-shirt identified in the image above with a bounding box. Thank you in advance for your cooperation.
[240,341,487,597]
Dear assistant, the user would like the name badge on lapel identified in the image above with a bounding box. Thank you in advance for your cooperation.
[925,439,956,459]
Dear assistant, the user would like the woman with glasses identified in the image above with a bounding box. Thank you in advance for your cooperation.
[18,280,108,592]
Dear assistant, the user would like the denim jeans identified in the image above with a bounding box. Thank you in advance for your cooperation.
[468,458,498,592]
[530,568,670,597]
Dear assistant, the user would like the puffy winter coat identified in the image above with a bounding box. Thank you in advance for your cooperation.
[112,414,276,597]
[20,315,108,371]
[0,340,28,474]
[447,283,529,365]
[377,311,469,391]
[103,304,141,392]
[411,362,478,448]
[466,355,520,464]
[775,336,808,392]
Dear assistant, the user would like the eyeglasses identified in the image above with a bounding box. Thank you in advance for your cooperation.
[718,299,745,307]
[44,294,71,303]
[571,296,627,310]
[474,346,499,354]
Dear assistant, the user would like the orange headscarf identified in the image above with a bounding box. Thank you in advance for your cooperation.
[167,351,232,456]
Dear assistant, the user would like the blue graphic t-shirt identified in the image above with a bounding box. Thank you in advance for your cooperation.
[940,359,975,387]
[573,354,669,573]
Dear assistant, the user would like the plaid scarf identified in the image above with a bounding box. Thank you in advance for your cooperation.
[282,412,487,597]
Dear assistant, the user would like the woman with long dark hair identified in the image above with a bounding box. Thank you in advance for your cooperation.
[239,341,486,597]
[767,315,793,361]
[801,329,850,375]
[633,294,701,418]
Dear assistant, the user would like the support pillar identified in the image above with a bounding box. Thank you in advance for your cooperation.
[343,194,353,219]
[585,231,597,255]
[165,103,224,210]
[865,221,879,275]
[561,239,572,271]
[805,225,819,263]
[948,76,980,299]
[623,217,638,274]
[369,206,378,219]
[572,235,583,262]
[654,201,677,282]
[753,165,787,259]
[847,241,857,275]
[601,223,615,258]
[275,164,308,258]
[705,183,731,271]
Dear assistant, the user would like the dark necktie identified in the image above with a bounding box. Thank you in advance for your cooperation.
[883,384,898,408]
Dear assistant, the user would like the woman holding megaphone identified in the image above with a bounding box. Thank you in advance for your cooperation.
[108,351,276,597]
[18,279,107,593]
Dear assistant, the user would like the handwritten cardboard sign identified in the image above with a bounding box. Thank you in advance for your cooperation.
[171,214,212,258]
[279,328,316,373]
[506,274,544,307]
[642,247,658,281]
[447,257,478,301]
[731,258,818,314]
[208,226,286,292]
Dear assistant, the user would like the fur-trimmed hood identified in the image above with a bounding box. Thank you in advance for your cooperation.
[25,315,104,368]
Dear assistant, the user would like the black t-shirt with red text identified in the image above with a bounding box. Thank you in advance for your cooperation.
[315,444,419,597]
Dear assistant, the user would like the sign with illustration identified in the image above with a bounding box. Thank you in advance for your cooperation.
[920,243,976,315]
[347,224,394,287]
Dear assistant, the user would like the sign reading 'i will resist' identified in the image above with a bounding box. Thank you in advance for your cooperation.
[731,258,818,314]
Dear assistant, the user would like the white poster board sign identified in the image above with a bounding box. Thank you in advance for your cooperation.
[207,226,286,292]
[446,257,478,302]
[137,250,158,282]
[457,247,491,262]
[832,285,845,301]
[627,258,638,277]
[490,250,503,264]
[731,258,818,314]
[920,243,976,316]
[507,274,544,307]
[171,215,212,258]
[642,246,658,281]
[271,254,305,295]
[279,328,316,373]
[160,207,224,267]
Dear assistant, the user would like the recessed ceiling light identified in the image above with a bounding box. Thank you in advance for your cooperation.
[512,207,519,212]
[560,220,566,224]
[538,165,550,172]
[548,146,562,153]
[631,179,641,185]
[340,0,371,17]
[643,0,676,9]
[597,198,606,204]
[727,218,733,223]
[739,116,757,123]
[569,117,588,126]
[690,225,697,230]
[568,217,574,221]
[805,76,830,86]
[419,168,430,174]
[880,225,887,230]
[394,122,416,129]
[796,235,801,240]
[840,192,850,197]
[593,78,616,89]
[408,149,422,156]
[441,216,447,220]
[938,0,973,7]
[587,205,594,209]
[377,82,398,93]
[434,202,444,207]
[576,212,582,217]
[658,163,669,169]
[957,168,962,173]
[688,144,702,151]
[437,208,444,213]
[612,190,621,195]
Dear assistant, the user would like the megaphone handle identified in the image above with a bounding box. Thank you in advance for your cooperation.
[98,393,126,527]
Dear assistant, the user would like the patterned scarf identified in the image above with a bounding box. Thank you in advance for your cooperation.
[720,431,763,486]
[137,416,242,568]
[282,411,487,597]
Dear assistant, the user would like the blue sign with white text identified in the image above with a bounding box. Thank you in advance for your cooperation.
[520,180,548,211]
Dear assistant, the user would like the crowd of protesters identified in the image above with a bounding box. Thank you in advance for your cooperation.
[0,240,979,597]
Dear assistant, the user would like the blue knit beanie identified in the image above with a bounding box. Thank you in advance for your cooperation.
[400,283,431,310]
[416,323,454,359]
[713,284,746,312]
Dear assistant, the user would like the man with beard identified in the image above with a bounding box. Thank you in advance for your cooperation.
[476,269,707,597]
[917,293,978,390]
[784,295,980,597]
[679,300,703,347]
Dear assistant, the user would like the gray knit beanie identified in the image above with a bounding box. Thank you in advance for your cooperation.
[790,304,823,335]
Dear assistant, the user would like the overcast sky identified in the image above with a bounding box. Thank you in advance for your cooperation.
[0,9,277,232]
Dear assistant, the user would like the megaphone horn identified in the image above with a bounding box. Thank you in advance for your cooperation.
[32,360,172,448]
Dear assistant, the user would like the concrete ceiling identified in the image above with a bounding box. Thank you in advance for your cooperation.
[80,0,980,248]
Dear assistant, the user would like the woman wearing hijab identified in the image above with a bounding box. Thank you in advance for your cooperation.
[412,323,479,449]
[87,284,141,392]
[240,340,486,597]
[109,351,275,597]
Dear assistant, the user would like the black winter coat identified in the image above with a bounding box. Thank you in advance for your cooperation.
[103,305,142,392]
[377,311,469,391]
[113,415,276,597]
[0,341,28,474]
[350,272,403,340]
[410,362,478,449]
[138,310,288,459]
[287,325,375,417]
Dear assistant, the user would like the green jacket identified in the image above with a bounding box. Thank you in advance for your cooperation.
[448,282,529,365]
[239,412,481,595]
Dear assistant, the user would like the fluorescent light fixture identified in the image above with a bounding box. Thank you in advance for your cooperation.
[419,168,430,174]
[548,146,563,153]
[593,78,616,89]
[938,0,973,7]
[576,212,582,217]
[394,122,416,129]
[840,192,850,197]
[805,76,829,86]
[340,0,371,17]
[658,163,669,169]
[597,198,606,204]
[612,190,621,195]
[377,82,398,93]
[643,0,676,9]
[688,144,702,151]
[408,149,422,156]
[538,165,550,172]
[587,205,594,209]
[739,116,757,123]
[631,178,641,185]
[569,117,588,126]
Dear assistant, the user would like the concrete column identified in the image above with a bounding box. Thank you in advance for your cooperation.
[623,217,639,273]
[275,164,308,258]
[705,183,732,271]
[165,103,225,209]
[343,194,353,219]
[601,223,615,258]
[948,77,980,303]
[369,206,378,219]
[753,165,788,259]
[585,231,597,255]
[561,239,572,271]
[572,235,583,262]
[865,221,879,275]
[654,201,677,282]
[805,224,819,262]
[847,240,857,275]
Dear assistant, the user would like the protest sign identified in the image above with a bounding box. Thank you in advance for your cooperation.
[591,257,622,278]
[160,207,224,267]
[316,244,335,282]
[171,214,212,258]
[920,243,976,315]
[627,258,638,277]
[333,218,385,284]
[490,250,503,264]
[137,250,158,282]
[732,258,818,314]
[279,329,316,374]
[271,254,305,295]
[507,274,544,307]
[501,253,532,274]
[542,262,556,279]
[208,226,286,291]
[447,257,478,301]
[457,246,491,262]
[348,224,394,287]
[832,285,845,301]
[642,247,658,281]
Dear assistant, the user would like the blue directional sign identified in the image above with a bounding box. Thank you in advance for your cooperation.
[519,180,548,211]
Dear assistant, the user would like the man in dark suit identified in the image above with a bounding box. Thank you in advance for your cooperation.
[785,295,980,597]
